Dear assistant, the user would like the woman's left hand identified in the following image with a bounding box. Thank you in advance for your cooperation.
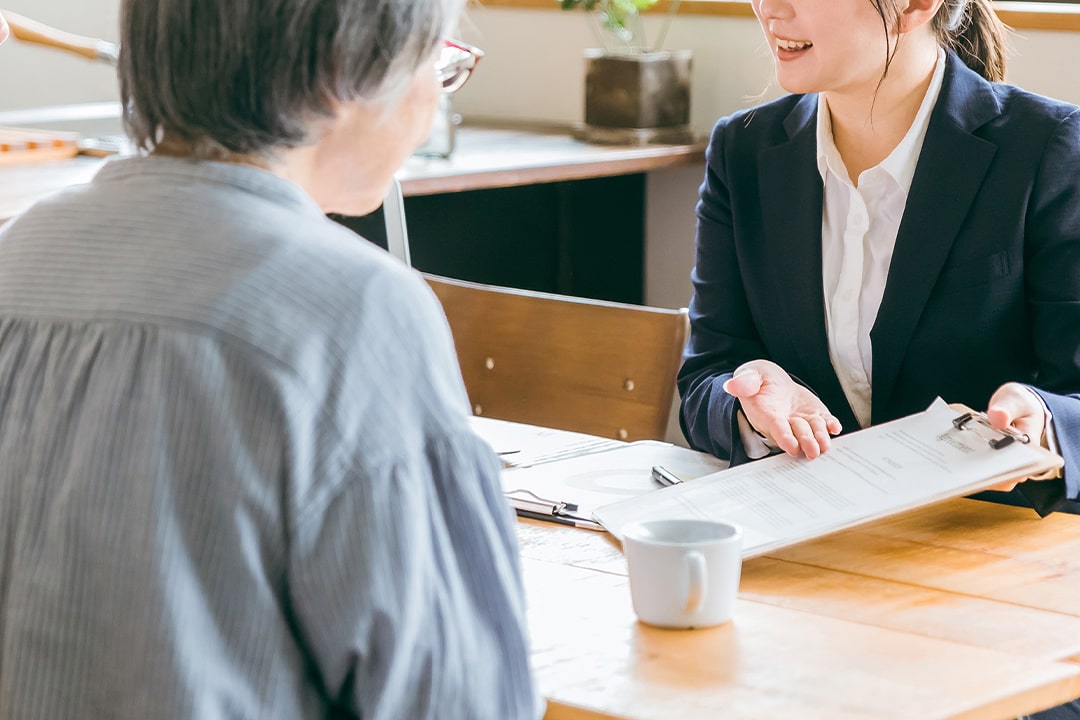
[985,382,1050,491]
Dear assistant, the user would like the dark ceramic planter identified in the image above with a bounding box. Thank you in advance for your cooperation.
[579,49,693,145]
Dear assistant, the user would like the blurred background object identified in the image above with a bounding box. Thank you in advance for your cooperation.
[4,10,118,65]
[0,125,79,165]
[0,7,126,159]
[0,2,120,113]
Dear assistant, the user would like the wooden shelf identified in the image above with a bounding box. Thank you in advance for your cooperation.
[0,122,705,225]
[399,121,705,197]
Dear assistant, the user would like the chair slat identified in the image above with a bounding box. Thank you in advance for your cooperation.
[425,273,688,442]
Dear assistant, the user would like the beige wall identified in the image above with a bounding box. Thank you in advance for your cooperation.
[454,9,1080,132]
[6,5,1079,119]
[0,0,121,111]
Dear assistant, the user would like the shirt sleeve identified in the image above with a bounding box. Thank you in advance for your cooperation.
[280,259,542,719]
[286,429,542,720]
[736,409,780,460]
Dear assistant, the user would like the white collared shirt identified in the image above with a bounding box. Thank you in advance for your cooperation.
[816,48,947,428]
[737,49,946,458]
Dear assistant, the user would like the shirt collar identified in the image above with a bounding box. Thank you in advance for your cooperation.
[816,47,947,192]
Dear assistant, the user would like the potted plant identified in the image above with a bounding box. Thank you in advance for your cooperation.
[559,0,692,144]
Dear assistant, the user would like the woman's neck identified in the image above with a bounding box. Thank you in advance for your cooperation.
[826,39,941,184]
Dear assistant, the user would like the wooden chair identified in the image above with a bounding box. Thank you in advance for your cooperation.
[424,273,689,442]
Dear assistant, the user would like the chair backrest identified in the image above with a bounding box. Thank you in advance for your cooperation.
[424,273,689,442]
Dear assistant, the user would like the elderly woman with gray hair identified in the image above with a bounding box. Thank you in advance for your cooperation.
[0,1,541,719]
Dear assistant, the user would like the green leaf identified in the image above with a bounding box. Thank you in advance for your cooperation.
[560,0,675,50]
[609,0,636,15]
[600,9,633,41]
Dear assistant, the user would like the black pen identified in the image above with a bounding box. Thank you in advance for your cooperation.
[651,465,683,487]
[514,508,604,531]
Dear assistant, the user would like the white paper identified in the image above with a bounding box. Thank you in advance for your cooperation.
[593,399,1057,557]
[500,441,729,517]
[469,415,624,468]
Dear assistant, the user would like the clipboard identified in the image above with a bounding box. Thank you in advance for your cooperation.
[593,398,1063,556]
[501,441,728,531]
[943,402,1061,487]
[945,404,1066,516]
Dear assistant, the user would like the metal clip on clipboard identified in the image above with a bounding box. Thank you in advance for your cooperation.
[951,411,1030,449]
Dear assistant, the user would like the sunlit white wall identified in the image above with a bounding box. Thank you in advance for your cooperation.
[454,9,1080,132]
[5,4,1078,121]
[0,0,121,111]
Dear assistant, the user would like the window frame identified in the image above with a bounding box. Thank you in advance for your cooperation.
[475,0,1080,32]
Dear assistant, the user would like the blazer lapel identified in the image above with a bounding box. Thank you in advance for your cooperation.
[759,95,856,428]
[870,55,1002,419]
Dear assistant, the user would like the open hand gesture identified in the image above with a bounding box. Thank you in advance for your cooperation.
[723,359,843,459]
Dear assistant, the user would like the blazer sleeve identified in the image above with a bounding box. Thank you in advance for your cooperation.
[1021,107,1080,509]
[678,116,766,464]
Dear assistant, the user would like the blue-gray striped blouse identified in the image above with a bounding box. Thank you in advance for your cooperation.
[0,156,542,720]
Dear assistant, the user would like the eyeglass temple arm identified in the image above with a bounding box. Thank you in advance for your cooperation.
[383,177,412,267]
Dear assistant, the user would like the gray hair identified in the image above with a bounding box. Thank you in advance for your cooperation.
[120,0,463,159]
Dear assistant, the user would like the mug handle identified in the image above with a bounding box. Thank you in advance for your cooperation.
[684,551,708,614]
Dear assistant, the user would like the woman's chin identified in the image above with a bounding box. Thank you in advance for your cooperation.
[318,188,387,218]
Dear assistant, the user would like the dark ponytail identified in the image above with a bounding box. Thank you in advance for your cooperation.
[934,0,1008,82]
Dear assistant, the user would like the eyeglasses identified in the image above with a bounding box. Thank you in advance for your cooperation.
[436,39,483,94]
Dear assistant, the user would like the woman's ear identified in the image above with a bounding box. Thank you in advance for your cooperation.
[899,0,946,34]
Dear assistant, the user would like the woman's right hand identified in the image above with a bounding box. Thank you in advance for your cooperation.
[723,359,843,459]
[0,13,9,45]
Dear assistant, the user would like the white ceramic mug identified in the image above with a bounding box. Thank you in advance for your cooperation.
[622,518,742,629]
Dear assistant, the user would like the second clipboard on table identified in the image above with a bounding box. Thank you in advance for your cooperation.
[496,439,729,531]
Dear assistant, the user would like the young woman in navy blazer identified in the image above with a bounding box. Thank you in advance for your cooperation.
[679,0,1080,520]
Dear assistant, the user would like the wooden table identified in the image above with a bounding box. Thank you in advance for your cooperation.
[519,498,1080,720]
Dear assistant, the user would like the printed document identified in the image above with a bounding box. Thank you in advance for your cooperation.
[594,398,1061,557]
[469,416,623,468]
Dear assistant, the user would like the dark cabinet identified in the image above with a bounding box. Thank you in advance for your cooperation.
[332,174,647,305]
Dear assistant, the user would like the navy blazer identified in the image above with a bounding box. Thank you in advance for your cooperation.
[679,52,1080,515]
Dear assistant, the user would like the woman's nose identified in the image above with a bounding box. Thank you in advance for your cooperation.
[753,0,794,22]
